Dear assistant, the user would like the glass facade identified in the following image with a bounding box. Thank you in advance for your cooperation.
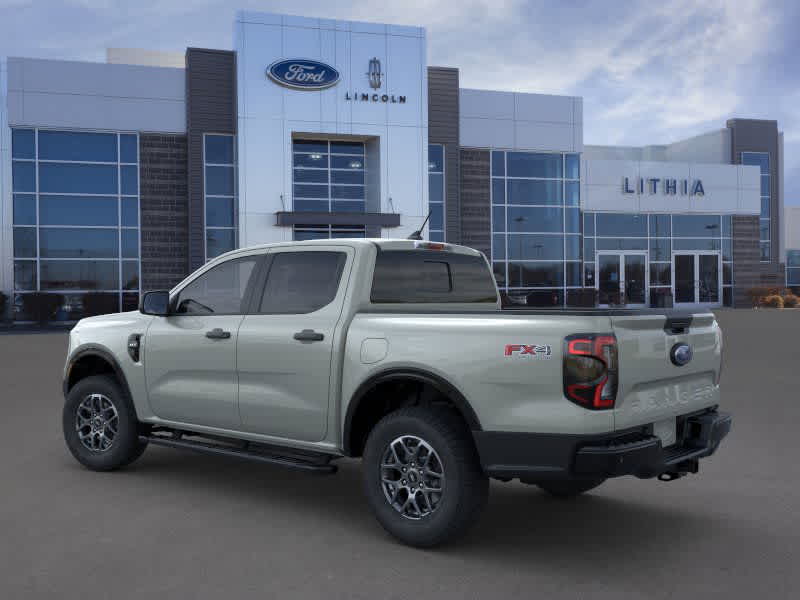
[11,128,140,320]
[204,134,237,260]
[742,152,771,261]
[491,150,580,306]
[787,250,800,289]
[428,144,445,241]
[291,139,366,239]
[584,212,733,307]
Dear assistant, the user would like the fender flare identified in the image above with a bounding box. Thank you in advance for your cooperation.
[63,345,133,403]
[342,367,482,456]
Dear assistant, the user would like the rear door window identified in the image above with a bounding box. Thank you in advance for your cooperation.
[371,250,497,303]
[258,251,347,314]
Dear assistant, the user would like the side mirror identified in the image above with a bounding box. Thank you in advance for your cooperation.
[140,291,171,316]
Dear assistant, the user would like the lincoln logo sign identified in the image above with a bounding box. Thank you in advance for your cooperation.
[266,59,340,90]
[623,176,705,196]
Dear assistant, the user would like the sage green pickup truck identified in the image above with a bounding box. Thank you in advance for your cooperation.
[62,238,731,547]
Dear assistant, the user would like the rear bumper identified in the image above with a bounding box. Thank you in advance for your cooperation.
[473,409,731,481]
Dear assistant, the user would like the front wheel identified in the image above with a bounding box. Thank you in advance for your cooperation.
[362,406,488,548]
[63,375,147,471]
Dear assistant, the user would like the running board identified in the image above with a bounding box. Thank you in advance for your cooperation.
[140,433,338,474]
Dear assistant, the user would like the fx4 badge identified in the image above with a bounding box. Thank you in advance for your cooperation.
[504,344,553,359]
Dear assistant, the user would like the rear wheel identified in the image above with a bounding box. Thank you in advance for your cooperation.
[63,375,147,471]
[536,478,605,498]
[362,406,488,548]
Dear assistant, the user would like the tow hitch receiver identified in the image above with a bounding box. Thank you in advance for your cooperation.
[658,459,699,482]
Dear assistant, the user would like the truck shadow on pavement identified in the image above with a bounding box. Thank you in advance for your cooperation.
[104,445,725,568]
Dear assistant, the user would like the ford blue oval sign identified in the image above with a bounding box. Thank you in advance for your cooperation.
[267,59,340,90]
[670,343,693,367]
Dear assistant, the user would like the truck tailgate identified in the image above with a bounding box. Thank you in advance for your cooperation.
[611,312,721,433]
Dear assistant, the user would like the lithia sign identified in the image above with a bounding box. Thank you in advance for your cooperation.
[623,176,705,196]
[267,57,406,103]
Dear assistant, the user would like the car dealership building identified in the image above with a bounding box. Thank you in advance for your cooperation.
[0,10,792,319]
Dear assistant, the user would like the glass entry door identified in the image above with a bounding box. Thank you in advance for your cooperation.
[673,252,721,306]
[597,252,647,307]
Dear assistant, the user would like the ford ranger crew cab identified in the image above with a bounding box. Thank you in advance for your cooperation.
[62,239,731,547]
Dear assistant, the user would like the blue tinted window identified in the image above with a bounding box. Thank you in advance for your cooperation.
[14,261,37,291]
[596,238,647,251]
[673,238,721,251]
[508,262,564,287]
[13,194,36,225]
[649,214,671,237]
[294,229,329,241]
[206,166,235,195]
[331,155,363,169]
[206,229,235,258]
[121,198,139,226]
[331,185,364,200]
[122,261,139,290]
[789,268,800,285]
[761,197,770,218]
[507,153,562,178]
[428,231,444,242]
[122,229,139,259]
[294,168,328,184]
[12,129,35,159]
[330,141,364,155]
[206,197,234,227]
[294,184,328,199]
[12,161,36,192]
[507,206,563,233]
[491,151,505,177]
[583,213,594,236]
[429,204,443,230]
[673,214,721,237]
[722,238,732,261]
[741,152,769,174]
[507,180,562,205]
[760,175,770,196]
[721,215,732,237]
[429,174,444,204]
[40,195,118,226]
[583,238,594,261]
[595,213,647,237]
[121,165,138,195]
[120,135,138,163]
[38,131,117,162]
[492,206,505,232]
[565,235,580,260]
[13,227,37,258]
[507,234,563,260]
[787,250,800,268]
[332,170,364,185]
[294,153,329,168]
[649,238,671,261]
[493,235,506,260]
[40,228,118,258]
[40,260,119,291]
[565,181,579,206]
[331,201,365,213]
[760,242,770,261]
[294,200,328,212]
[565,208,580,233]
[293,140,328,154]
[566,262,582,286]
[39,163,118,194]
[205,135,234,164]
[428,145,444,172]
[492,179,505,205]
[565,154,580,180]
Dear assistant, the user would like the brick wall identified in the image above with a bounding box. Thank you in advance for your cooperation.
[732,215,786,306]
[459,149,491,258]
[139,133,189,291]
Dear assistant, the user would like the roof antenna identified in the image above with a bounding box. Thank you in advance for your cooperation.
[407,210,432,240]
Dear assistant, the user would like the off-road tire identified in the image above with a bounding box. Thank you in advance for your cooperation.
[363,406,489,548]
[536,478,606,498]
[63,375,147,471]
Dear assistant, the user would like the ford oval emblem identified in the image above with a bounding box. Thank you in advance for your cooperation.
[267,59,340,90]
[670,343,693,366]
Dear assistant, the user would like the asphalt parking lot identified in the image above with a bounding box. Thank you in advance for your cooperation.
[1,309,798,599]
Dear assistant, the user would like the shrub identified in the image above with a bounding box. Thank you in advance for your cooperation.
[762,295,784,309]
[21,293,64,325]
[782,294,799,308]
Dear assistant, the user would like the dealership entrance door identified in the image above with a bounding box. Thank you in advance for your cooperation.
[596,252,647,308]
[673,252,721,307]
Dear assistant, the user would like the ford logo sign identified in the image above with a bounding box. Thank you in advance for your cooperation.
[670,343,693,366]
[267,59,340,90]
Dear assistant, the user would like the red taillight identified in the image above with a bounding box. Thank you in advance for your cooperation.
[563,333,618,410]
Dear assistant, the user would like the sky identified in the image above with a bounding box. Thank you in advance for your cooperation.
[1,0,798,204]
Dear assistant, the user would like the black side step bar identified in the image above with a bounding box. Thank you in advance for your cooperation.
[140,434,338,474]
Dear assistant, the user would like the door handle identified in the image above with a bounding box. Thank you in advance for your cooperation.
[293,329,324,342]
[205,328,231,340]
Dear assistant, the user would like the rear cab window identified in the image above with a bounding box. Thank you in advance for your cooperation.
[371,250,498,304]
